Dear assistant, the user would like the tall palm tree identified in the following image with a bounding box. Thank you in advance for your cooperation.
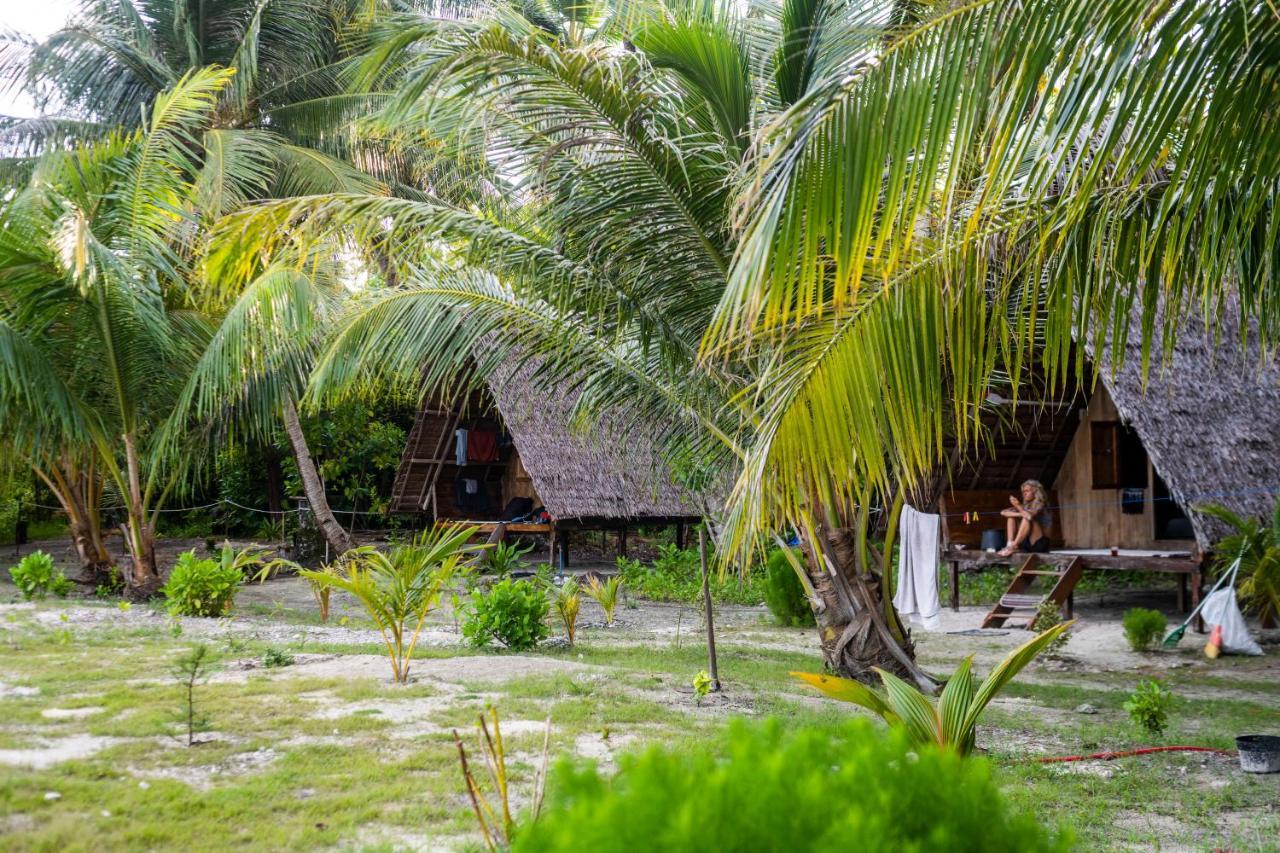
[0,68,242,595]
[213,0,1280,684]
[1,0,406,557]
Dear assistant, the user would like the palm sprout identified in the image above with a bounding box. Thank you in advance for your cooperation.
[300,524,483,682]
[583,574,623,627]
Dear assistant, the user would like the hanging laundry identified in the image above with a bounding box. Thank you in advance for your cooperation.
[893,504,942,631]
[455,429,468,466]
[468,428,499,462]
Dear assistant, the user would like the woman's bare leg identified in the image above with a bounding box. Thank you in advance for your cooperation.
[1000,518,1031,556]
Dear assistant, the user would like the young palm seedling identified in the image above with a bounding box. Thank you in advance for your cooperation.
[583,574,624,626]
[302,524,482,682]
[549,577,582,645]
[793,622,1071,755]
[455,707,551,852]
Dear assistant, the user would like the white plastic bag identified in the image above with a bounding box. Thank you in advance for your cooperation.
[1199,588,1263,656]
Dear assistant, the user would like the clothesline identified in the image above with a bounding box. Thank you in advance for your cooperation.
[938,485,1280,520]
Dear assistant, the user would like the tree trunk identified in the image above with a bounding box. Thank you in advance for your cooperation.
[120,434,161,599]
[263,448,285,518]
[34,454,114,584]
[282,398,352,555]
[799,516,939,692]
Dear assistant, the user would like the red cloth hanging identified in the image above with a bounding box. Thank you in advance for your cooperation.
[468,429,499,462]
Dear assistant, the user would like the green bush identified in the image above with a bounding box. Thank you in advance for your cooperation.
[1124,678,1173,736]
[515,719,1067,852]
[162,550,243,617]
[763,547,814,626]
[8,551,72,600]
[1122,607,1167,652]
[463,578,550,650]
[618,544,766,606]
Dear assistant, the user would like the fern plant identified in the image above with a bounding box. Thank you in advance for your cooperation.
[1199,499,1280,625]
[793,622,1071,755]
[583,574,623,626]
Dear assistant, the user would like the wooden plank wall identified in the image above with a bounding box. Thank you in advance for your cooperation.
[1052,387,1158,548]
[943,489,1065,548]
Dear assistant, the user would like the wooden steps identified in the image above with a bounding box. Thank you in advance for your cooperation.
[981,554,1085,629]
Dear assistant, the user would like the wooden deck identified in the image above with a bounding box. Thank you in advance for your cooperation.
[943,546,1203,615]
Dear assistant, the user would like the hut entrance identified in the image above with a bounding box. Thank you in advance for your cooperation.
[390,388,542,522]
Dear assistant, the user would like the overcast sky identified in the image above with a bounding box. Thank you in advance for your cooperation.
[2,1,79,117]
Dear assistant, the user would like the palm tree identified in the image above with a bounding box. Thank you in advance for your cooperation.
[0,69,241,595]
[212,0,1280,685]
[1,0,406,557]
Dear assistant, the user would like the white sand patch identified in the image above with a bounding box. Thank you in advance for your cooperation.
[131,747,279,791]
[0,734,119,768]
[211,653,598,686]
[41,706,106,720]
[0,682,40,699]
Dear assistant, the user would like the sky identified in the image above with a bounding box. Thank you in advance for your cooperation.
[1,1,79,117]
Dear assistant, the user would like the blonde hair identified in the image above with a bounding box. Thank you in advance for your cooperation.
[1021,479,1048,507]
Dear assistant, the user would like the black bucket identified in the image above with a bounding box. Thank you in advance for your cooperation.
[1236,735,1280,774]
[980,529,1007,552]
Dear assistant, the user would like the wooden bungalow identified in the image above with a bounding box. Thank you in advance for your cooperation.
[941,308,1280,624]
[390,362,705,565]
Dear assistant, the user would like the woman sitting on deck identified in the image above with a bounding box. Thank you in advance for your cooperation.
[997,480,1053,556]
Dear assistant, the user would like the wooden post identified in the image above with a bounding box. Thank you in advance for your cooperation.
[618,526,628,559]
[560,528,571,569]
[698,526,720,692]
[950,560,961,612]
[675,522,686,550]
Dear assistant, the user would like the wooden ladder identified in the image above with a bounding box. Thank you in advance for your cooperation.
[982,555,1084,629]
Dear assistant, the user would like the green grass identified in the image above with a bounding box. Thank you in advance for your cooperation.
[0,595,1275,851]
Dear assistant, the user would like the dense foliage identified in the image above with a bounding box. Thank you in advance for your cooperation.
[763,548,814,627]
[515,720,1067,852]
[463,578,551,651]
[8,551,72,600]
[163,550,244,617]
[617,546,765,606]
[1122,608,1168,652]
[1201,499,1280,625]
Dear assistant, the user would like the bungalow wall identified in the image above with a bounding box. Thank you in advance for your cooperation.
[1052,385,1188,549]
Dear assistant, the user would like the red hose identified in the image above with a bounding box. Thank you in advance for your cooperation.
[1033,746,1235,763]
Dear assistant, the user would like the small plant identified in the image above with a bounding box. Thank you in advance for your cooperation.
[261,648,295,668]
[8,551,72,600]
[455,707,551,851]
[794,622,1071,755]
[1031,601,1070,655]
[583,574,624,626]
[94,566,125,599]
[463,578,551,651]
[172,644,214,747]
[486,540,533,576]
[117,601,132,612]
[692,670,713,704]
[162,550,243,617]
[1124,678,1173,736]
[301,524,480,682]
[514,720,1067,851]
[1122,608,1167,652]
[763,547,815,627]
[548,577,581,645]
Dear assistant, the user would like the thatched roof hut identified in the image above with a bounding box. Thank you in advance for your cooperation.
[391,363,704,525]
[940,304,1280,552]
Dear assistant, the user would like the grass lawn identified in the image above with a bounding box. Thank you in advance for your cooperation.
[1,575,1277,851]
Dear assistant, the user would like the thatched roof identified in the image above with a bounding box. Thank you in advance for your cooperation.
[1094,305,1280,548]
[483,362,705,522]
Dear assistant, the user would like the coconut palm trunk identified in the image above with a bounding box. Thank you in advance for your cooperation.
[282,398,352,556]
[119,433,162,597]
[802,516,938,691]
[33,453,113,582]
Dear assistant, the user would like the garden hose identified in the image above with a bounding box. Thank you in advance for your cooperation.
[1029,746,1236,763]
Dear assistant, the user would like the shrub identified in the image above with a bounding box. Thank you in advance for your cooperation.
[1124,678,1173,736]
[1122,608,1167,652]
[514,719,1067,852]
[763,548,814,626]
[9,551,72,600]
[162,550,243,617]
[617,545,766,606]
[463,578,550,651]
[261,648,295,668]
